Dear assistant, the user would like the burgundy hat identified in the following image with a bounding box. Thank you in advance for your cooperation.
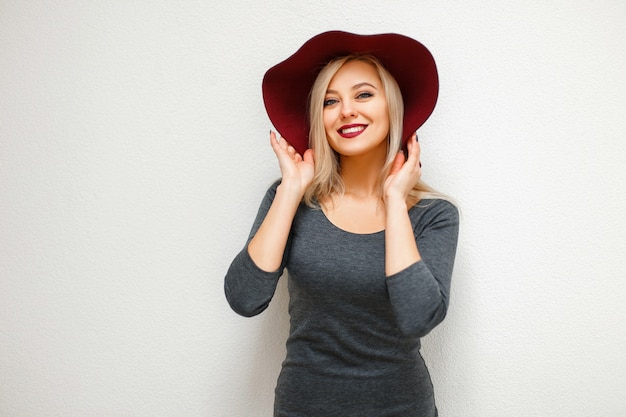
[262,30,439,155]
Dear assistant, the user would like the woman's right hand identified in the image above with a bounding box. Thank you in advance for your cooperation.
[246,132,315,272]
[270,131,315,197]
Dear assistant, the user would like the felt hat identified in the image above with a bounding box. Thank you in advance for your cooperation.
[262,30,439,155]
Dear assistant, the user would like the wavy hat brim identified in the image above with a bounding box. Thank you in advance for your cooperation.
[262,31,439,156]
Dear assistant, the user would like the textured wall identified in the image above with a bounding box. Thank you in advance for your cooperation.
[1,1,625,416]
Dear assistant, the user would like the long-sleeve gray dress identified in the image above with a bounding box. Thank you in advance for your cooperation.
[225,181,459,417]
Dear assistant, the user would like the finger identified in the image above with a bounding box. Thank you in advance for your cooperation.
[389,151,405,175]
[270,130,287,150]
[409,133,419,154]
[412,133,423,172]
[303,148,315,165]
[270,132,288,157]
[406,134,421,168]
[270,131,295,164]
[415,139,422,170]
[270,130,282,154]
[278,135,289,151]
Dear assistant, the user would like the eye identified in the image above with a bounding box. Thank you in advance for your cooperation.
[323,98,338,107]
[356,91,373,100]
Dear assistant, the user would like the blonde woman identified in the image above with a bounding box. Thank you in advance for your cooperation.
[225,31,459,416]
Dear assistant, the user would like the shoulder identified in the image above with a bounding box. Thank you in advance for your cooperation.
[257,178,314,215]
[408,198,459,231]
[257,179,282,205]
[266,178,282,196]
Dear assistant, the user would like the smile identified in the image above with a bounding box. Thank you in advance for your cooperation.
[338,124,367,138]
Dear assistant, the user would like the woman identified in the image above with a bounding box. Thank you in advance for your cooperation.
[225,31,459,416]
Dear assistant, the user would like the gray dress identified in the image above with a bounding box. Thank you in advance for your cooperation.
[225,181,459,417]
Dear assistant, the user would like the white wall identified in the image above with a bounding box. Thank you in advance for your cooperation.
[1,1,625,416]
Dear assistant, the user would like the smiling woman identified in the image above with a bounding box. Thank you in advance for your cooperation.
[322,59,390,159]
[224,31,460,416]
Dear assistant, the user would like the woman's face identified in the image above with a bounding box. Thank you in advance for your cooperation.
[322,60,390,158]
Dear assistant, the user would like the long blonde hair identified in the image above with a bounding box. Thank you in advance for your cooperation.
[303,54,442,207]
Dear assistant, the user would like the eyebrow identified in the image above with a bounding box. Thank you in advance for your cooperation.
[326,82,379,94]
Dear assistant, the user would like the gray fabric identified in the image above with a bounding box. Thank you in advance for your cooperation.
[225,181,459,416]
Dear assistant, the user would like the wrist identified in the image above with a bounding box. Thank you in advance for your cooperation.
[276,182,305,203]
[384,194,408,211]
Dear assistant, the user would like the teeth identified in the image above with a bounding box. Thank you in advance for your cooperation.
[341,126,365,134]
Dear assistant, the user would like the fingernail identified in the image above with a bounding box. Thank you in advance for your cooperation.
[415,134,419,142]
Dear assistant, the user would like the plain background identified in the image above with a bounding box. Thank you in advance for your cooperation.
[1,1,625,416]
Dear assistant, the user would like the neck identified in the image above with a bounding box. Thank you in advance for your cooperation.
[339,149,387,198]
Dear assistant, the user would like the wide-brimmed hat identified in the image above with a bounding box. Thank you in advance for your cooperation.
[262,30,439,155]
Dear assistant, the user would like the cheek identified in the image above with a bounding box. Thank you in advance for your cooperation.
[380,108,390,131]
[322,110,335,131]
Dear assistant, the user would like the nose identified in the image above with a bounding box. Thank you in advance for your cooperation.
[340,102,357,119]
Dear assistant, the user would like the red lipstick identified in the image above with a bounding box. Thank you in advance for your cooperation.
[337,124,367,138]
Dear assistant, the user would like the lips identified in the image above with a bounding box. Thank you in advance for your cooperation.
[338,124,367,138]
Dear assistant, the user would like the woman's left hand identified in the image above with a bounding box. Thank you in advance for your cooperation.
[383,133,422,206]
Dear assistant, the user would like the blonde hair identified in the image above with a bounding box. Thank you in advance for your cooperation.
[303,54,444,207]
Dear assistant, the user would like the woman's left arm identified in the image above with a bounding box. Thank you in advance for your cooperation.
[385,201,459,338]
[384,133,424,276]
[383,134,460,337]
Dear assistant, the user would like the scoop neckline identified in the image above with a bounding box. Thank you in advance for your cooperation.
[319,209,386,236]
[316,200,425,236]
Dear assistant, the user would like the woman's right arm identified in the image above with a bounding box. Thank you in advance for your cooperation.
[224,132,314,316]
[224,181,288,317]
[248,132,314,271]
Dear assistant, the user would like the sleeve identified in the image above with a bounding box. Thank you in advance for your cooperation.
[224,180,289,317]
[386,199,460,338]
